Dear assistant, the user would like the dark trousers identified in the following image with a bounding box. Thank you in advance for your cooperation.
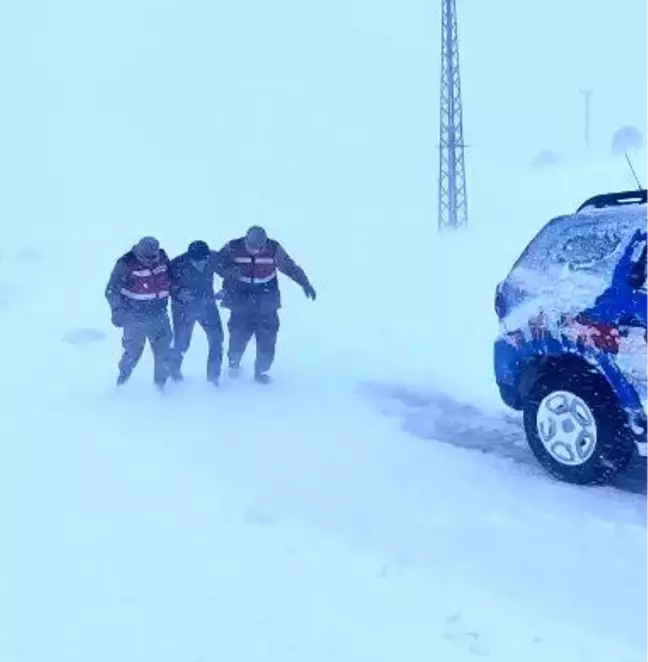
[119,313,172,385]
[170,301,224,381]
[227,311,280,375]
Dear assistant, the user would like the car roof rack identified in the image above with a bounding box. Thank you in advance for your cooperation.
[576,189,647,213]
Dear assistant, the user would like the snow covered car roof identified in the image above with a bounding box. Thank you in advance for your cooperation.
[501,191,647,332]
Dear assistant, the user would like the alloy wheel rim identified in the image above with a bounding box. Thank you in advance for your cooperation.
[536,390,598,466]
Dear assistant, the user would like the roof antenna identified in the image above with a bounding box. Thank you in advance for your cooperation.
[625,151,644,190]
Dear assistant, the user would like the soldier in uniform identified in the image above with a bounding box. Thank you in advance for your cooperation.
[217,226,316,383]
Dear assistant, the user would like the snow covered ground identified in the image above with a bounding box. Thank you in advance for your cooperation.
[1,153,646,662]
[2,1,647,659]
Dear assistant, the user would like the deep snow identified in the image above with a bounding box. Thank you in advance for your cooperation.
[1,153,646,662]
[2,1,647,659]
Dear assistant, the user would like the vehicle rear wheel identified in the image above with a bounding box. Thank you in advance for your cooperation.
[523,369,635,485]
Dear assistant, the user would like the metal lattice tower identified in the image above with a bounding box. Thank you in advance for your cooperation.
[438,0,468,230]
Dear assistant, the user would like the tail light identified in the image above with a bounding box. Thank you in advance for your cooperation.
[572,315,620,354]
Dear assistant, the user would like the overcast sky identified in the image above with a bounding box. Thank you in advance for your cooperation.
[1,0,645,228]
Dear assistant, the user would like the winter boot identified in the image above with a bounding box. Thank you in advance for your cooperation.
[254,372,271,385]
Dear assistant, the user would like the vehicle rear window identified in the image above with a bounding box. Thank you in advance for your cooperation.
[558,229,622,269]
[515,209,645,279]
[501,207,647,329]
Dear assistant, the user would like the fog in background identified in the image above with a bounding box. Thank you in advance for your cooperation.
[1,0,645,239]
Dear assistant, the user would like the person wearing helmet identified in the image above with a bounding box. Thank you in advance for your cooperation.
[216,225,316,384]
[104,236,173,389]
[168,240,226,385]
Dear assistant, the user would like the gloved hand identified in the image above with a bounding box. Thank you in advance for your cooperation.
[303,283,317,300]
[111,308,125,328]
[177,288,194,303]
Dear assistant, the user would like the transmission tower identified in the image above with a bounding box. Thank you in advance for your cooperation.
[438,0,468,230]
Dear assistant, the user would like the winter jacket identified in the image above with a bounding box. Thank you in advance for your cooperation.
[216,237,311,314]
[169,251,226,305]
[105,249,171,317]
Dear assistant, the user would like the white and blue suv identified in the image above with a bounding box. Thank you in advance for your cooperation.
[494,189,647,485]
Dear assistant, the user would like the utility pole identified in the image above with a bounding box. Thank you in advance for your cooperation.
[580,89,593,150]
[438,0,468,231]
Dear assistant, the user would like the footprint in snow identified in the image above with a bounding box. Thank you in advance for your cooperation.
[444,613,490,657]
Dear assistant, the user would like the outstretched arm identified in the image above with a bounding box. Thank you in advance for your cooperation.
[275,244,316,299]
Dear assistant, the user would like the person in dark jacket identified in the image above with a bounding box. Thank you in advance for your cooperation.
[168,240,226,385]
[216,226,316,383]
[105,236,173,389]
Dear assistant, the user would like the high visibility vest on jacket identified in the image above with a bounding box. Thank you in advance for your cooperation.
[217,237,310,314]
[121,255,171,302]
[231,241,278,286]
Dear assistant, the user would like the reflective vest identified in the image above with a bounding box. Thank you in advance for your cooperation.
[121,254,171,302]
[232,242,278,285]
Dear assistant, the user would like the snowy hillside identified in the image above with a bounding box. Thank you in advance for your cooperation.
[2,1,647,660]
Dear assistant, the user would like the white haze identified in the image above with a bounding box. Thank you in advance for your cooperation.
[0,2,646,661]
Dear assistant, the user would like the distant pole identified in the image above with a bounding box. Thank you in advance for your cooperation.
[438,0,468,231]
[580,89,592,150]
